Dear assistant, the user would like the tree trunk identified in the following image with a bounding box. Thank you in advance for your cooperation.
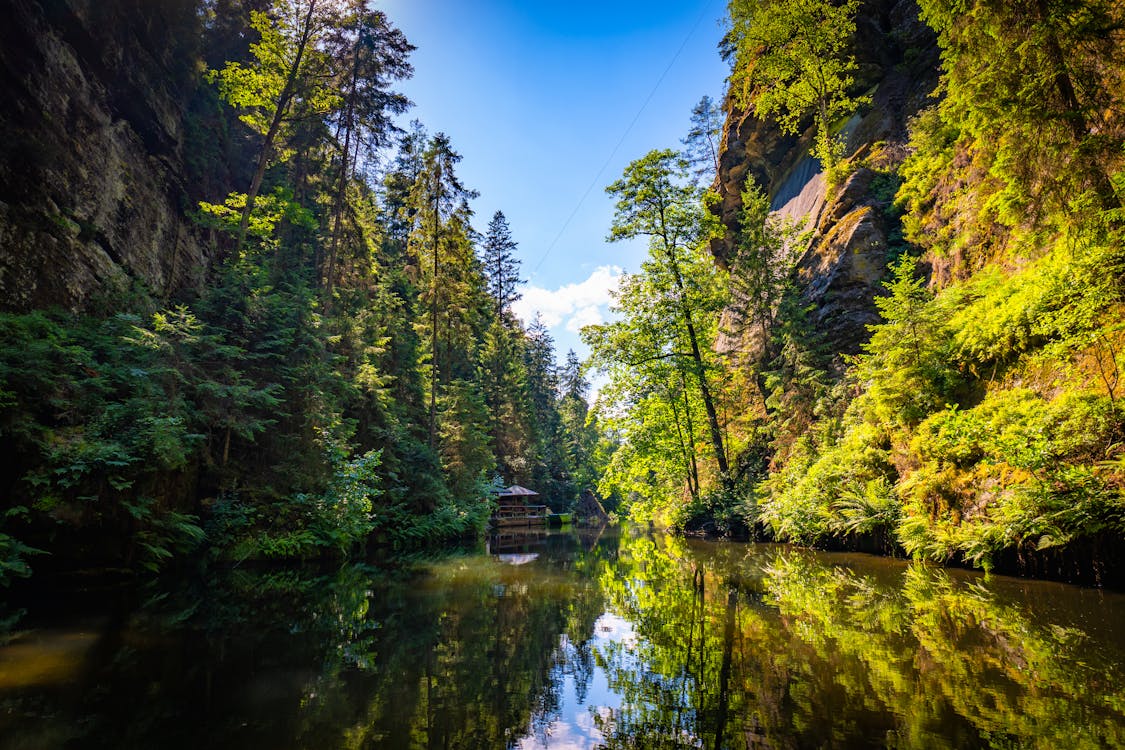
[658,209,730,480]
[236,0,319,252]
[326,38,362,295]
[429,189,440,451]
[678,365,701,496]
[683,311,730,478]
[712,581,738,750]
[668,383,698,501]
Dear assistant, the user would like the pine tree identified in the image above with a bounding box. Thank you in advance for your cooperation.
[860,255,960,426]
[524,316,567,498]
[560,349,588,402]
[682,95,723,187]
[481,211,525,322]
[321,2,413,293]
[557,349,600,500]
[406,133,479,449]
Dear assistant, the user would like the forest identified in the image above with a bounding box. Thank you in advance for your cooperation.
[1,0,1124,585]
[584,0,1125,580]
[0,0,607,579]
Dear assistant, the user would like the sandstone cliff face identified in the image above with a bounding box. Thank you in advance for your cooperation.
[713,0,939,361]
[0,0,212,312]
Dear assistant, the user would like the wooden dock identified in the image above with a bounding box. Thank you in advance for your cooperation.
[492,499,548,528]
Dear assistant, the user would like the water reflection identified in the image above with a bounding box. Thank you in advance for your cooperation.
[2,527,1124,748]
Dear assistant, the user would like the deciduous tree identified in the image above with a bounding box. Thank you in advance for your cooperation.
[605,150,731,479]
[727,0,866,169]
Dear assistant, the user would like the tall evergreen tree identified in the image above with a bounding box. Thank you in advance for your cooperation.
[682,95,723,187]
[560,349,588,402]
[557,349,600,498]
[481,211,524,321]
[321,2,413,292]
[381,120,428,248]
[406,134,479,449]
[524,316,569,500]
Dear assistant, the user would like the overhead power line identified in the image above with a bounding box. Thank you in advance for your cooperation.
[531,0,720,273]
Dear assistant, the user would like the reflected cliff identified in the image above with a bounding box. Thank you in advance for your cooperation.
[2,527,1124,748]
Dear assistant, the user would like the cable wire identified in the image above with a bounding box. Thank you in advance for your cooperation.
[530,0,720,273]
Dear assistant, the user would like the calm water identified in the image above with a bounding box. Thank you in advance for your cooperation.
[3,526,1125,749]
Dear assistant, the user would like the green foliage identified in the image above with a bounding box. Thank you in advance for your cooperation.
[757,223,1125,566]
[759,287,834,460]
[831,477,899,537]
[2,0,606,578]
[727,0,869,169]
[728,179,803,344]
[0,507,42,587]
[589,146,733,522]
[760,421,895,545]
[209,447,382,560]
[682,94,723,185]
[896,388,1124,568]
[196,186,317,251]
[438,379,494,498]
[858,254,961,426]
[0,309,208,572]
[916,0,1124,222]
[899,1,1125,267]
[670,479,757,537]
[206,7,335,139]
[122,497,205,572]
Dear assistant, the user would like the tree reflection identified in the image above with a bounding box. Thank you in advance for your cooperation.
[594,529,1125,749]
[0,532,614,750]
[3,529,1124,748]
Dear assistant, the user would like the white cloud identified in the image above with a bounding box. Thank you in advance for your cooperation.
[566,305,603,333]
[513,266,622,333]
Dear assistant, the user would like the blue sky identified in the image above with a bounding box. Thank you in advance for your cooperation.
[380,0,730,363]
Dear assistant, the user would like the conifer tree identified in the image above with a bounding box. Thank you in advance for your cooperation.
[406,134,479,449]
[382,121,429,248]
[524,316,567,497]
[729,179,799,352]
[682,95,723,187]
[322,2,413,292]
[557,349,602,498]
[481,211,525,322]
[560,349,588,402]
[860,255,959,426]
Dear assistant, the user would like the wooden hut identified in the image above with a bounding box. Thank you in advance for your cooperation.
[492,485,548,528]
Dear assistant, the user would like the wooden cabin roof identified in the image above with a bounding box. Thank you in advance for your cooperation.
[497,484,539,497]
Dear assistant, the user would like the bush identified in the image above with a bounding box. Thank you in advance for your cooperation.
[209,448,382,561]
[760,421,896,545]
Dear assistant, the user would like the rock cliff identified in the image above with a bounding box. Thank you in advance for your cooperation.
[0,0,214,311]
[713,0,939,362]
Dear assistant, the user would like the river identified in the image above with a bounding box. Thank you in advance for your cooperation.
[2,526,1124,748]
